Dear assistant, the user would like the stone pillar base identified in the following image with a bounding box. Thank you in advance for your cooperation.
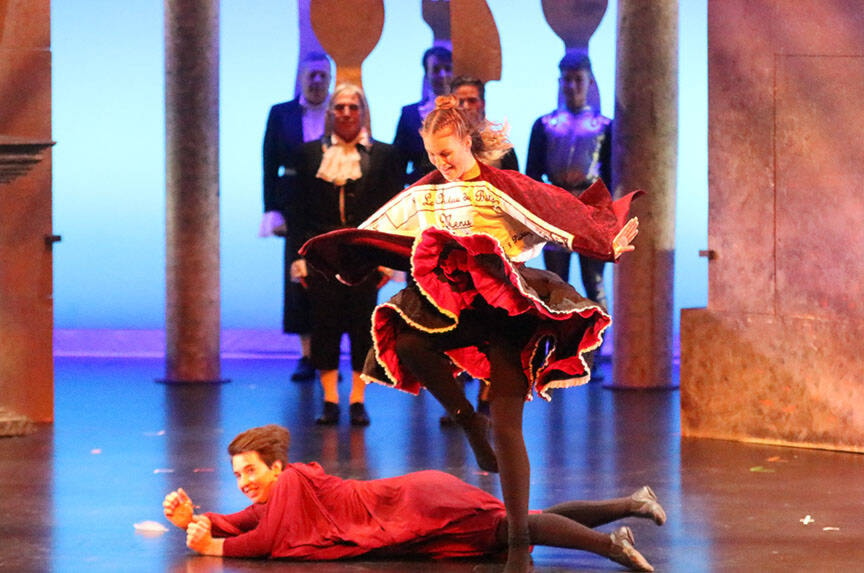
[0,407,37,437]
[681,308,864,453]
[156,378,229,385]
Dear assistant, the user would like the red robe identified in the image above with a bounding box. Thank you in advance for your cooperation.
[301,163,642,400]
[205,462,506,560]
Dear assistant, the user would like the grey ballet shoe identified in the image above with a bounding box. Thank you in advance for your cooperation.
[609,526,654,572]
[630,485,667,526]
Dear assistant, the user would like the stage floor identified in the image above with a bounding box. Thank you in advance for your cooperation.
[2,355,862,572]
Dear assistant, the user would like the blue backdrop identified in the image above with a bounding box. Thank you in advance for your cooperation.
[51,0,707,339]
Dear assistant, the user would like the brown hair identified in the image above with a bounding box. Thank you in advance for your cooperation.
[422,46,452,72]
[300,51,332,74]
[559,52,593,74]
[420,95,512,163]
[227,424,291,468]
[450,75,485,102]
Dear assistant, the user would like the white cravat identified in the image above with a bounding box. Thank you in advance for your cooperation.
[315,129,370,186]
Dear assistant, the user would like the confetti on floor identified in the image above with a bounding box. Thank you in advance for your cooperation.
[749,465,775,473]
[133,521,169,535]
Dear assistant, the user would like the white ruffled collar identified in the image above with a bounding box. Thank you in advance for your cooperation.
[315,129,371,186]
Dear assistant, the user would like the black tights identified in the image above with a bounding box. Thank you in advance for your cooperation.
[495,495,641,557]
[394,308,534,545]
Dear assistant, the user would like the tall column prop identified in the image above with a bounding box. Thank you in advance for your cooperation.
[163,0,224,384]
[609,0,678,389]
[0,0,54,431]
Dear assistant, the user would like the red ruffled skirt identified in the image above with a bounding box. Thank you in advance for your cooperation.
[366,228,609,401]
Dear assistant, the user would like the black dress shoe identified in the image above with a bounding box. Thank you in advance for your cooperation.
[349,402,370,426]
[291,356,316,382]
[315,401,340,425]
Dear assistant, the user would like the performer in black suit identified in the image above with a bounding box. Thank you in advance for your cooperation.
[260,52,332,382]
[526,53,612,310]
[392,46,452,186]
[289,83,404,426]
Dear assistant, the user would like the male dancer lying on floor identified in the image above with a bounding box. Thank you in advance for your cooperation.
[162,424,665,571]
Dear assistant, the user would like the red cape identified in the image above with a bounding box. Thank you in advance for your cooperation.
[300,164,642,399]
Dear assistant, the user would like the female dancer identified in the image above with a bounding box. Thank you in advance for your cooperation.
[300,96,642,556]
